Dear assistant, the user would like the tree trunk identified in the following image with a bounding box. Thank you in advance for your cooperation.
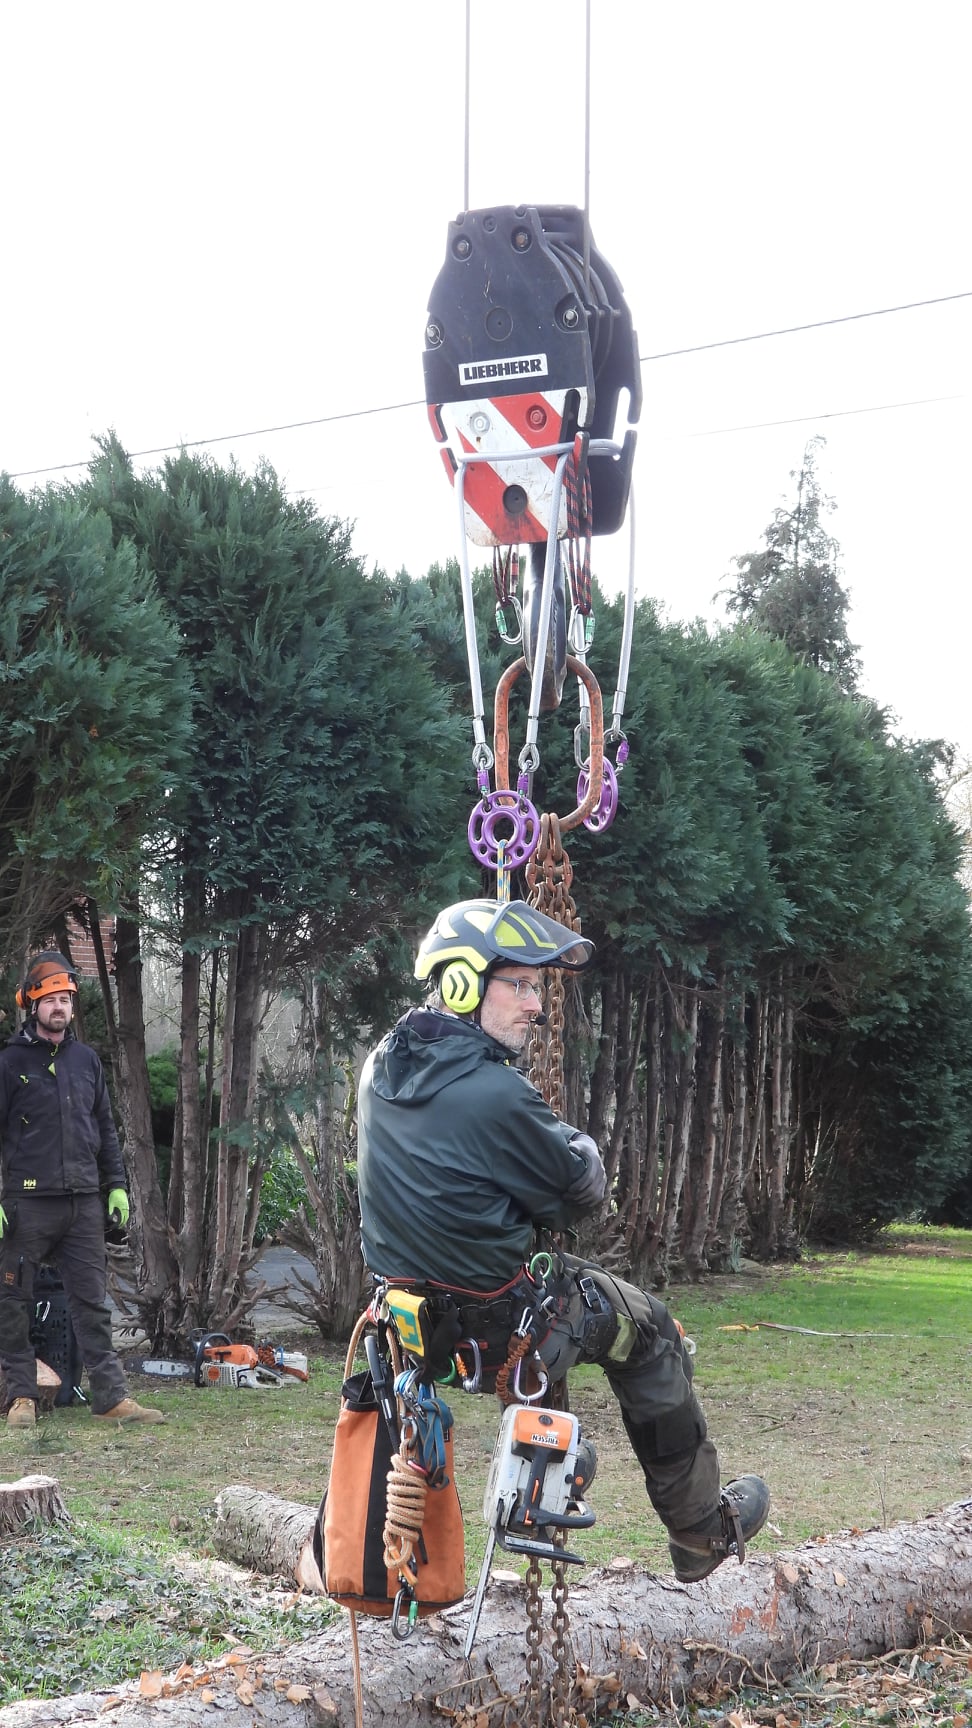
[11,1499,970,1728]
[213,1485,322,1593]
[111,907,178,1332]
[681,981,728,1277]
[0,1474,69,1536]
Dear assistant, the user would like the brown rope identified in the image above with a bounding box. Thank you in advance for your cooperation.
[383,1451,428,1572]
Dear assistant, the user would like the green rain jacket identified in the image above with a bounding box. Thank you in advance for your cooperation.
[357,1007,595,1291]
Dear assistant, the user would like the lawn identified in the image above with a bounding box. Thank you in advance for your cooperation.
[1,1225,969,1716]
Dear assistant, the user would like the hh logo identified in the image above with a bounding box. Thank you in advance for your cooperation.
[22,1178,36,1190]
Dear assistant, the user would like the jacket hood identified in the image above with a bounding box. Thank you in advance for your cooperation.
[367,1007,510,1105]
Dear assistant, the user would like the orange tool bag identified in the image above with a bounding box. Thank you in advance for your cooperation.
[314,1316,465,1621]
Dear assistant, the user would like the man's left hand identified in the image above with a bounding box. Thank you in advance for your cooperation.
[107,1188,130,1227]
[565,1132,608,1208]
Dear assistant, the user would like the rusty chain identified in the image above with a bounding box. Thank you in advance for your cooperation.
[524,1557,544,1727]
[526,813,582,1119]
[549,1531,572,1728]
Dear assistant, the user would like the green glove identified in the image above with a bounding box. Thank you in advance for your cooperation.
[0,1203,7,1238]
[107,1188,130,1227]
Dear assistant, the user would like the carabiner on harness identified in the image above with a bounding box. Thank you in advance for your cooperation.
[391,1580,419,1642]
[511,1306,549,1404]
[394,1370,454,1488]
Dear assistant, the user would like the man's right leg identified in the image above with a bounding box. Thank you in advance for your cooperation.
[0,1203,52,1412]
[563,1262,769,1579]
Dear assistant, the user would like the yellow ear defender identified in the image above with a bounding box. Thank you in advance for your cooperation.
[438,959,484,1015]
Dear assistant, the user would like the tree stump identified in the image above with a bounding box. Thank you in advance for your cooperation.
[0,1474,70,1537]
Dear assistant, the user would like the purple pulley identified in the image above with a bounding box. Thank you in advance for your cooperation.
[577,759,619,832]
[467,789,541,870]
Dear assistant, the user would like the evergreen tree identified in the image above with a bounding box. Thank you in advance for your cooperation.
[723,437,861,694]
[0,474,190,971]
[79,438,467,1346]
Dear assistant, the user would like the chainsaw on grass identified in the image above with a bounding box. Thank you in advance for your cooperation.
[136,1333,309,1388]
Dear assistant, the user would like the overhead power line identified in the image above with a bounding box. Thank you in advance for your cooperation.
[691,392,967,438]
[639,289,972,362]
[8,289,970,482]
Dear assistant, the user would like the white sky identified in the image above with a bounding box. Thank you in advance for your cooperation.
[4,1,970,758]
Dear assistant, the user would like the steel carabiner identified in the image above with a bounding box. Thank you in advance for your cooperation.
[391,1582,419,1641]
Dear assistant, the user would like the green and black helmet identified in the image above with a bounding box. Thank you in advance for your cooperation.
[415,899,594,1015]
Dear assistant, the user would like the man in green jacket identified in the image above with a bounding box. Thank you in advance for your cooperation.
[357,899,769,1583]
[0,951,163,1429]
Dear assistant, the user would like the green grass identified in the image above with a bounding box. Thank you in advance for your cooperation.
[1,1226,970,1709]
[0,1520,334,1706]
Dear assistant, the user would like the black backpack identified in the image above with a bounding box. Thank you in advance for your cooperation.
[30,1267,86,1406]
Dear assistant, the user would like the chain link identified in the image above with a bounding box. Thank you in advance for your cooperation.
[524,1557,545,1728]
[549,1530,572,1728]
[522,814,581,1725]
[527,813,582,1119]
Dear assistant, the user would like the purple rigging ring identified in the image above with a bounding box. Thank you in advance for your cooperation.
[467,789,541,870]
[577,758,619,832]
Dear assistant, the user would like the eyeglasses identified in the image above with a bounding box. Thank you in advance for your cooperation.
[490,975,542,999]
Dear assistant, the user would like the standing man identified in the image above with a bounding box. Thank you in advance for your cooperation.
[357,900,769,1582]
[0,950,164,1429]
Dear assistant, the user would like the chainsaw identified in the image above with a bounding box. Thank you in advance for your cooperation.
[193,1333,288,1388]
[464,1402,596,1657]
[136,1333,308,1388]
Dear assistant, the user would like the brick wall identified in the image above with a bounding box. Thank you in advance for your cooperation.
[64,913,116,981]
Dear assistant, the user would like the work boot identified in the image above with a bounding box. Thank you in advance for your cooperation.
[668,1475,770,1582]
[93,1399,166,1425]
[7,1398,37,1429]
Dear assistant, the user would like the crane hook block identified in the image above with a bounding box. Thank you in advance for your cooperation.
[424,205,641,548]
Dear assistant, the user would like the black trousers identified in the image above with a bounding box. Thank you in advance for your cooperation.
[534,1255,722,1534]
[0,1194,127,1412]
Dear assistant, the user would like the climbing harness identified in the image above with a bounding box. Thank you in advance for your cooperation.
[370,1264,597,1725]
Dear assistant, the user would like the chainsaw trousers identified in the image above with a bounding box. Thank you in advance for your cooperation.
[0,1194,127,1412]
[534,1255,722,1535]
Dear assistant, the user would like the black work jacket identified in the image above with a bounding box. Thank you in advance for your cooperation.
[0,1023,125,1200]
[357,1007,592,1291]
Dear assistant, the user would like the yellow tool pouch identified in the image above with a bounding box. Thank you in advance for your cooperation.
[383,1287,433,1361]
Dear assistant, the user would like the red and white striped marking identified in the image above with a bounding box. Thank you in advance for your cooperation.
[432,387,590,547]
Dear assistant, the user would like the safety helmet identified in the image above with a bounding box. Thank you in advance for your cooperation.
[415,899,594,1015]
[16,950,79,1011]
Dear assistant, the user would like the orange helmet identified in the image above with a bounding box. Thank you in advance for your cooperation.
[16,950,79,1011]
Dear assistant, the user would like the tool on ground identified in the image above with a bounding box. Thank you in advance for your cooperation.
[136,1358,193,1378]
[193,1333,287,1389]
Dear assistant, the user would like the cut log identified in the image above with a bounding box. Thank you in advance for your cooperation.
[2,1498,971,1728]
[0,1359,62,1416]
[0,1474,70,1537]
[213,1484,323,1592]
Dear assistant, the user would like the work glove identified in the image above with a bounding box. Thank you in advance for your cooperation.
[107,1188,130,1228]
[0,1202,7,1238]
[564,1131,608,1210]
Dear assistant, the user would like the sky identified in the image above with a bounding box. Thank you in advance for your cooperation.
[3,0,970,760]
